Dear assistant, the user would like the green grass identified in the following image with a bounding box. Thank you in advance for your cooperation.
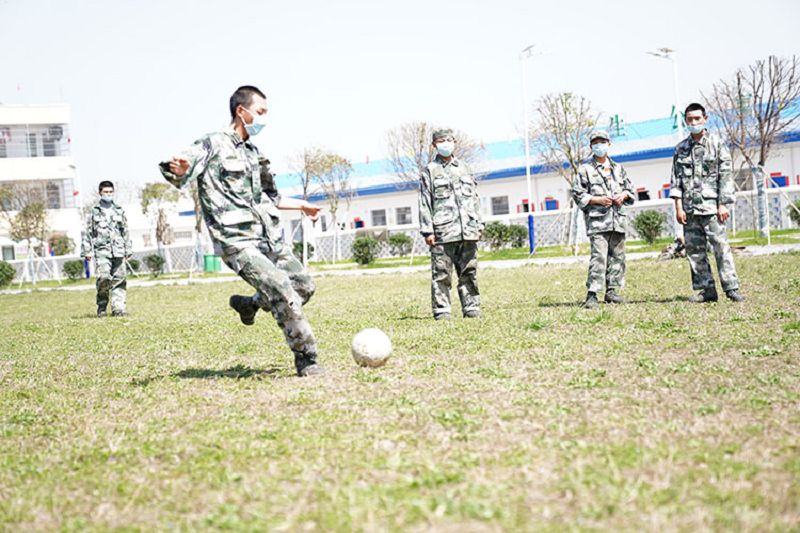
[1,254,799,531]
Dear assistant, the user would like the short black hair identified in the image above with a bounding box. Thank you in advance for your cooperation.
[98,180,114,192]
[229,85,266,119]
[684,102,706,117]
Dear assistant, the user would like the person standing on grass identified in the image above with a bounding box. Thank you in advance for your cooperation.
[80,180,132,317]
[572,130,636,309]
[669,102,744,303]
[158,85,325,377]
[418,128,484,320]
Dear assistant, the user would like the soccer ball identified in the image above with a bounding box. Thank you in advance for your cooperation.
[351,328,393,368]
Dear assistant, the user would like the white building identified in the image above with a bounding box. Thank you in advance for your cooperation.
[0,104,81,260]
[275,114,800,252]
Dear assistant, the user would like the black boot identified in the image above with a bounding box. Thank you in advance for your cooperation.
[725,289,745,302]
[229,295,259,325]
[689,287,719,303]
[604,289,625,304]
[97,306,107,318]
[582,292,599,309]
[295,354,326,377]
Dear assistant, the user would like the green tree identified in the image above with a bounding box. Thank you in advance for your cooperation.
[0,260,15,288]
[62,260,84,281]
[140,182,180,251]
[352,237,380,265]
[633,210,666,245]
[144,254,166,277]
[49,233,75,256]
[482,222,510,250]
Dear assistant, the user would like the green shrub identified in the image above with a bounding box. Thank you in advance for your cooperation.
[482,222,510,250]
[0,260,15,288]
[352,237,380,265]
[128,258,140,272]
[789,200,800,227]
[144,254,166,277]
[292,241,315,258]
[62,260,84,281]
[633,210,666,245]
[507,224,529,248]
[388,233,413,256]
[49,234,75,256]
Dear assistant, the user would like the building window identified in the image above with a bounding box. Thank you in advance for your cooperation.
[173,231,193,241]
[290,219,302,241]
[491,196,509,215]
[27,133,38,157]
[46,182,61,209]
[320,215,328,232]
[371,209,387,227]
[2,246,14,261]
[395,206,412,225]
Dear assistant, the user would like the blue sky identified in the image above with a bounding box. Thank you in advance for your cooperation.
[1,0,798,195]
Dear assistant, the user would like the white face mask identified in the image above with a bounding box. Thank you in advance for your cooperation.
[241,107,267,136]
[436,141,455,157]
[687,123,705,135]
[591,142,609,157]
[100,193,113,203]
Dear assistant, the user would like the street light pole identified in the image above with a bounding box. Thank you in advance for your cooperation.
[520,44,540,254]
[647,47,684,139]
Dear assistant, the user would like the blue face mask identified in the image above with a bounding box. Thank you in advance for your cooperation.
[100,194,113,204]
[687,123,705,135]
[241,108,267,136]
[591,142,609,157]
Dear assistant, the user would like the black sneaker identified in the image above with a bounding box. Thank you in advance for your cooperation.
[97,308,107,318]
[464,310,482,318]
[689,287,718,303]
[725,289,745,302]
[229,295,259,325]
[582,292,599,309]
[604,290,625,304]
[111,310,128,317]
[434,313,453,321]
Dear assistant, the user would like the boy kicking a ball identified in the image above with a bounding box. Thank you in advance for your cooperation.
[159,85,324,377]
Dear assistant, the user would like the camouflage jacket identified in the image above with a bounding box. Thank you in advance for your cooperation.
[572,157,635,236]
[80,202,132,258]
[418,156,483,243]
[158,129,284,254]
[669,132,734,216]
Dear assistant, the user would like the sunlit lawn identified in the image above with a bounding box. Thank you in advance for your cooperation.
[1,252,799,531]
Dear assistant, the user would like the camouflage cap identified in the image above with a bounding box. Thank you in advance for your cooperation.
[589,130,610,143]
[432,128,454,143]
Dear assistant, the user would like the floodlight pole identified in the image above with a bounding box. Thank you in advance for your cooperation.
[520,44,540,254]
[647,48,684,139]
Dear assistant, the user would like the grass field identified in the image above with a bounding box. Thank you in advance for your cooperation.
[1,253,799,531]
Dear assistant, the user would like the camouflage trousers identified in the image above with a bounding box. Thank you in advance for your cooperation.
[586,231,626,294]
[430,241,480,317]
[223,242,317,359]
[684,213,739,292]
[95,256,127,313]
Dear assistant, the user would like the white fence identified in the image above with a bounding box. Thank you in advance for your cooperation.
[310,186,800,262]
[4,187,798,282]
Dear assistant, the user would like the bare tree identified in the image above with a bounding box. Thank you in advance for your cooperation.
[531,92,601,249]
[313,152,354,262]
[140,182,179,255]
[289,148,326,264]
[0,183,49,255]
[385,121,485,186]
[704,55,800,237]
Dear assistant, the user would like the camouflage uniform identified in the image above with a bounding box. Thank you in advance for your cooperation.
[572,156,635,294]
[669,132,740,293]
[80,201,132,314]
[159,129,318,370]
[419,153,483,318]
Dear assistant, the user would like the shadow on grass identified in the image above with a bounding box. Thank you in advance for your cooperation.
[538,295,690,308]
[132,364,282,386]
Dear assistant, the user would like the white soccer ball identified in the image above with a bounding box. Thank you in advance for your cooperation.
[351,328,393,368]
